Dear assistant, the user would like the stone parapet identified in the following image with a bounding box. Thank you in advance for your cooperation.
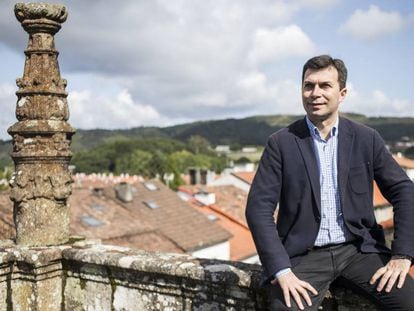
[0,241,378,310]
[0,242,69,310]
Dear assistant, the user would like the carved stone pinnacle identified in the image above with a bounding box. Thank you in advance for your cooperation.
[9,3,75,246]
[15,2,68,34]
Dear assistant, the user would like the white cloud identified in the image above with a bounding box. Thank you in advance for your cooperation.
[343,83,412,116]
[0,0,412,131]
[0,83,16,140]
[69,89,170,130]
[297,0,340,9]
[248,25,316,66]
[339,5,404,40]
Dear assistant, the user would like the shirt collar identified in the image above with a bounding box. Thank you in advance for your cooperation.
[305,116,339,139]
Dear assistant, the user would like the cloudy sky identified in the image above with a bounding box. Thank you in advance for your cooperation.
[0,0,413,140]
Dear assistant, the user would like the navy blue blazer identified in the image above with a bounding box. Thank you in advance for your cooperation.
[246,117,414,282]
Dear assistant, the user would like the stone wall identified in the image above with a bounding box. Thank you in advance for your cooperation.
[0,240,378,310]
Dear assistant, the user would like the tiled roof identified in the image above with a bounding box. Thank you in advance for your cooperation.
[105,231,183,254]
[188,200,256,261]
[103,180,231,252]
[373,182,389,207]
[393,154,414,169]
[180,184,248,226]
[180,184,259,261]
[231,172,255,185]
[0,193,15,240]
[69,187,154,241]
[72,173,143,189]
[0,178,231,254]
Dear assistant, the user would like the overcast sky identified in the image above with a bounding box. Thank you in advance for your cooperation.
[0,0,413,140]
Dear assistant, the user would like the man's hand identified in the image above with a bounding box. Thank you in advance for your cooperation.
[370,257,411,292]
[271,271,318,310]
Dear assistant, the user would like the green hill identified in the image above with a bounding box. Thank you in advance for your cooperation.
[1,113,413,167]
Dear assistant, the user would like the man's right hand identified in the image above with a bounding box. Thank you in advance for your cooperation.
[271,271,318,310]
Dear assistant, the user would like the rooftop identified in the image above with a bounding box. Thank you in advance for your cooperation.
[179,185,257,262]
[0,177,232,254]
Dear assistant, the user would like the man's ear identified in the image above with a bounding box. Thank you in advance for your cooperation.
[339,87,347,103]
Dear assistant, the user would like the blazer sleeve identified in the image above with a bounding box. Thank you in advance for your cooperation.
[246,135,291,280]
[373,130,414,258]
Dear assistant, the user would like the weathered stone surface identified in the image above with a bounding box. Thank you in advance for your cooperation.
[1,3,380,310]
[0,244,379,310]
[9,2,75,246]
[0,245,66,311]
[0,263,12,310]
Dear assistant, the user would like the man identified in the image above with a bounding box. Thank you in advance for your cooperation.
[246,55,414,310]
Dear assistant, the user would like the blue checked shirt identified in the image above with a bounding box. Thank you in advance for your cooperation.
[305,116,353,246]
[275,117,353,279]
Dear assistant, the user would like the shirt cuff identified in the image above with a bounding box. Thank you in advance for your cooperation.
[392,254,412,261]
[275,268,292,279]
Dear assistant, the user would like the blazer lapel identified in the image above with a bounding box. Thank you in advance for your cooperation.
[294,118,321,213]
[337,117,355,208]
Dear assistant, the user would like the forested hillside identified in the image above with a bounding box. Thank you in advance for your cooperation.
[1,113,413,172]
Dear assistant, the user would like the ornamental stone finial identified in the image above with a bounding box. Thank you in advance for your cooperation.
[8,3,75,246]
[15,2,68,34]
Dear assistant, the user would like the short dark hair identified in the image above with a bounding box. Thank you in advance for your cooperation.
[302,55,347,90]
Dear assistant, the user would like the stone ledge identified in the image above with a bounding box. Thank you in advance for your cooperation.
[62,242,262,288]
[0,241,379,310]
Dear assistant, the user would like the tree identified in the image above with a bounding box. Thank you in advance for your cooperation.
[148,151,169,179]
[235,156,251,164]
[115,149,152,176]
[188,135,211,154]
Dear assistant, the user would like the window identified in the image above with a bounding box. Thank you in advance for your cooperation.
[144,182,158,191]
[207,214,218,221]
[81,215,103,227]
[91,203,105,211]
[143,201,159,209]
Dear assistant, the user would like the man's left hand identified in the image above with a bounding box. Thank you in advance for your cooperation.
[370,257,411,292]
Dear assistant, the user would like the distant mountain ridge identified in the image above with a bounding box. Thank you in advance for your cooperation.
[67,113,413,149]
[1,113,413,163]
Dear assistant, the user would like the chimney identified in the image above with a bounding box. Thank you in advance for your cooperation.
[194,190,216,205]
[115,182,134,203]
[189,168,198,185]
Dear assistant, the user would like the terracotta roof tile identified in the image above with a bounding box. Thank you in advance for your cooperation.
[373,182,389,207]
[0,193,15,240]
[69,187,153,241]
[103,180,232,252]
[231,172,255,185]
[180,184,248,225]
[180,184,259,261]
[105,231,183,254]
[188,200,256,261]
[0,178,232,254]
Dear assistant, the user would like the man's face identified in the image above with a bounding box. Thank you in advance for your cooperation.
[302,66,347,124]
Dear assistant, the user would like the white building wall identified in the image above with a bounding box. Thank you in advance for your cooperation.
[209,174,251,192]
[406,168,414,181]
[374,205,393,223]
[233,163,255,172]
[241,255,260,265]
[191,241,230,260]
